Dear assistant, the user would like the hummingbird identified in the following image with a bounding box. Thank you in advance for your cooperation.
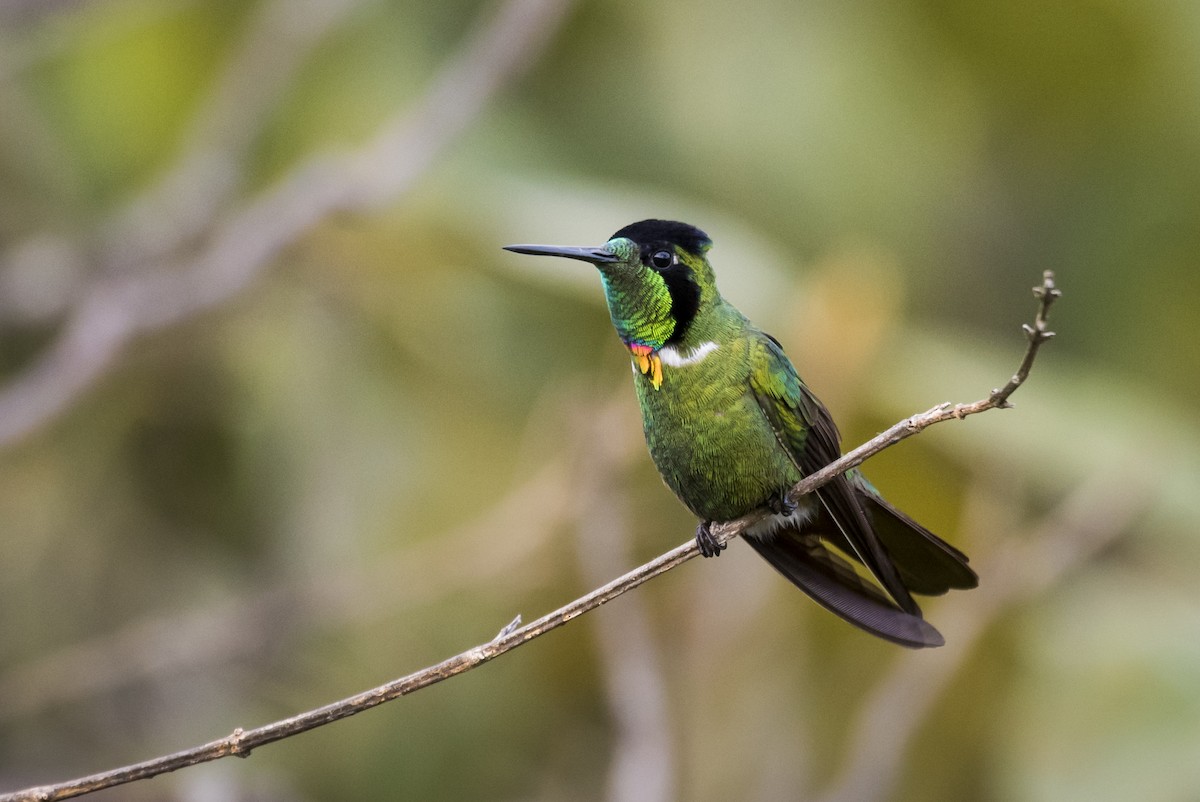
[504,220,977,647]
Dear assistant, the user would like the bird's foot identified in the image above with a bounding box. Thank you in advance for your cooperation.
[695,521,726,558]
[767,491,797,517]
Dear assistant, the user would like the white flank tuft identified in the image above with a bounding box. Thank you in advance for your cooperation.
[744,502,817,541]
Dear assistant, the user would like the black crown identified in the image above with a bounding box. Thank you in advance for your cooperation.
[610,220,711,253]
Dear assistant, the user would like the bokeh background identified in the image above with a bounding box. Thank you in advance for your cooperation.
[1,0,1197,800]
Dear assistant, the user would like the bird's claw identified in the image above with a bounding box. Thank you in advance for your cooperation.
[767,491,797,517]
[696,521,726,558]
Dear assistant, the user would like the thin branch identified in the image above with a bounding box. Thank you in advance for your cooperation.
[0,0,576,449]
[1,544,701,802]
[0,273,1058,802]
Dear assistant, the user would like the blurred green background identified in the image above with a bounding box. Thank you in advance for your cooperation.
[1,0,1197,800]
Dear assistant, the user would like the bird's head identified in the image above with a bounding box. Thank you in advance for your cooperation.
[504,220,719,364]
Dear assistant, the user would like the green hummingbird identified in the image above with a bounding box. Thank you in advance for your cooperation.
[504,220,976,647]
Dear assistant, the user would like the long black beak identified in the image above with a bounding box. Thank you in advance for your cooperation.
[502,244,618,264]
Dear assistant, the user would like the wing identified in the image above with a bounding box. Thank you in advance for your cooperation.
[748,332,919,615]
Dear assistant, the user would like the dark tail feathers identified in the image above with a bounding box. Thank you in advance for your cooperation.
[743,526,946,649]
[858,492,978,596]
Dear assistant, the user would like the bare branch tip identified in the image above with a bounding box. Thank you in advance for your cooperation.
[1033,272,1062,305]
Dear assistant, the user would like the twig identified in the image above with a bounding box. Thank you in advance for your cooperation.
[0,0,576,449]
[0,273,1058,801]
[1,542,701,802]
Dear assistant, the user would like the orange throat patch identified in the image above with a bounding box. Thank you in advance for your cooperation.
[628,344,663,390]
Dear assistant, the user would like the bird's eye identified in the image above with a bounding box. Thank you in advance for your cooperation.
[650,250,673,269]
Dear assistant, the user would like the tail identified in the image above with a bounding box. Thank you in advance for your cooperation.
[742,476,977,648]
[744,525,946,648]
[857,488,978,596]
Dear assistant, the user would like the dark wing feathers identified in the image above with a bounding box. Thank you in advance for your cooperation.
[749,333,920,616]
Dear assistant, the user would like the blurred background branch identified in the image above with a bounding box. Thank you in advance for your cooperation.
[0,0,356,326]
[0,0,575,449]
